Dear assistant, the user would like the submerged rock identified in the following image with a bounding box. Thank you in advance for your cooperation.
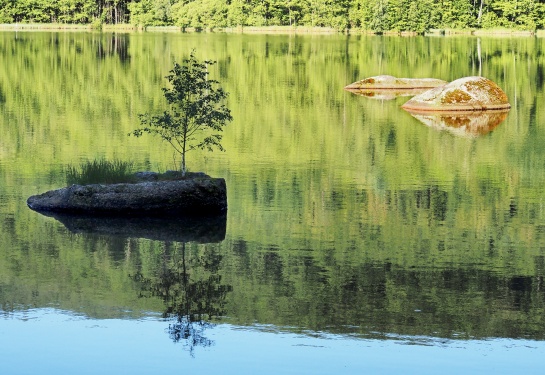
[27,177,227,217]
[401,76,511,112]
[345,75,447,90]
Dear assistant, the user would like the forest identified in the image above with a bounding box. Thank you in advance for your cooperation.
[0,0,544,33]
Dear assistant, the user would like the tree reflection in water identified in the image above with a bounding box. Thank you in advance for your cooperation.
[132,241,232,356]
[34,210,230,354]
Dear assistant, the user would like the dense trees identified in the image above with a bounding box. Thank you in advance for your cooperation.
[1,0,545,32]
[0,0,131,24]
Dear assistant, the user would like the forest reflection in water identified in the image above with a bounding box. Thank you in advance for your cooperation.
[40,211,231,354]
[36,188,545,347]
[1,31,545,370]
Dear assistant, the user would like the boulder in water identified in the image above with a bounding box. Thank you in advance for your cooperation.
[401,76,510,112]
[27,176,227,217]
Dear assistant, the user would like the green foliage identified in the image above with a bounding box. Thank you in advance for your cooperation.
[226,0,248,27]
[481,0,539,30]
[66,158,136,185]
[438,0,476,29]
[1,0,545,31]
[131,51,232,175]
[0,0,130,24]
[171,0,229,29]
[128,0,172,26]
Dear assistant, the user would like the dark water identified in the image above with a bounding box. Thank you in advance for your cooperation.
[1,31,544,373]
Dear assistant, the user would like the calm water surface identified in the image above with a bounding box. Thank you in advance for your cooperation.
[1,31,545,373]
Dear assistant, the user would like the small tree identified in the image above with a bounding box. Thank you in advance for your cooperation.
[131,51,232,176]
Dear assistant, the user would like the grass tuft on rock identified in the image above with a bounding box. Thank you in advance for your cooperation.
[66,159,136,185]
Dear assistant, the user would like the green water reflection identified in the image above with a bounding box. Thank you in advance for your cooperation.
[1,32,545,343]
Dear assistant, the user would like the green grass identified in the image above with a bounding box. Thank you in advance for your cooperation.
[66,159,136,185]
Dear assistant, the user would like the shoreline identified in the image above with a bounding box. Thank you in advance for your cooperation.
[0,23,541,37]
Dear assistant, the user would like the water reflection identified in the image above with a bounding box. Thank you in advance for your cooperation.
[42,210,233,355]
[404,109,510,136]
[38,212,226,243]
[40,210,231,354]
[132,242,232,356]
[2,32,545,369]
[95,34,130,63]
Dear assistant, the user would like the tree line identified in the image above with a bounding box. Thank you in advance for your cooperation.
[0,0,544,33]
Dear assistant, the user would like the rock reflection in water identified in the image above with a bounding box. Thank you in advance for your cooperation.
[41,212,227,243]
[404,109,510,137]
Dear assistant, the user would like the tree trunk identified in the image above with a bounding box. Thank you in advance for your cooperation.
[182,125,187,176]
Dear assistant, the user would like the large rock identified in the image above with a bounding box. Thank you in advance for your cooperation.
[27,177,227,217]
[401,76,511,112]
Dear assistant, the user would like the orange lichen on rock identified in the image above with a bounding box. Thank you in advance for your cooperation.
[441,89,473,105]
[464,79,509,103]
[402,76,511,112]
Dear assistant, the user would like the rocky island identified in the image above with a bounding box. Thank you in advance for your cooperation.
[27,172,227,217]
[400,76,511,136]
[401,76,511,112]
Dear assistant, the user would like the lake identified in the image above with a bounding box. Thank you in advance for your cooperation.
[0,31,544,374]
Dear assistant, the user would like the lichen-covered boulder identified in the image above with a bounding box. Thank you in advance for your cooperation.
[27,177,227,217]
[345,75,447,90]
[401,76,510,112]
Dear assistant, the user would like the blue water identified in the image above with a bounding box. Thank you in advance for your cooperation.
[1,308,543,374]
